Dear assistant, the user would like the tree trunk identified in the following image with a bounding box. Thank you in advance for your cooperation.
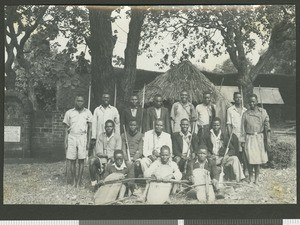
[120,8,145,106]
[5,68,16,90]
[88,8,117,111]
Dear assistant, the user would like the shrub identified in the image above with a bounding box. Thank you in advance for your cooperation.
[266,139,294,169]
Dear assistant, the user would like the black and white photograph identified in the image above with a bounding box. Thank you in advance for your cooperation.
[3,5,296,205]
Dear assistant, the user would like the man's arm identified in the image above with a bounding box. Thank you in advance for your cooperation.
[133,134,143,161]
[240,113,246,147]
[164,108,172,134]
[62,112,70,155]
[170,103,176,132]
[121,134,129,161]
[91,108,98,140]
[114,108,121,135]
[144,160,158,178]
[172,162,183,181]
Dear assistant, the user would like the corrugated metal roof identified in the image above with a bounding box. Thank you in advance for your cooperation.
[216,86,284,104]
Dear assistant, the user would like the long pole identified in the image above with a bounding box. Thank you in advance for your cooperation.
[114,83,117,107]
[259,85,263,109]
[88,82,91,110]
[123,125,132,162]
[140,83,146,132]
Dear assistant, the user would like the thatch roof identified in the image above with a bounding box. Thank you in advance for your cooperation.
[137,60,229,105]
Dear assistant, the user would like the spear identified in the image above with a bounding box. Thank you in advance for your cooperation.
[259,85,263,109]
[140,83,146,132]
[123,124,132,163]
[114,83,117,107]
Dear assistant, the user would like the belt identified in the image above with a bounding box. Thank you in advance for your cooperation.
[246,132,263,135]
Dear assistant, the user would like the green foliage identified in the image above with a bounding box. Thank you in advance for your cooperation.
[267,139,294,169]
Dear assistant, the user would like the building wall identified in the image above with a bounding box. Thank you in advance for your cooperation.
[30,111,65,160]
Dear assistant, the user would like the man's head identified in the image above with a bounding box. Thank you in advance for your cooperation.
[180,118,190,134]
[130,95,139,108]
[203,91,211,105]
[153,94,163,108]
[105,119,115,135]
[102,93,110,106]
[113,150,124,167]
[212,117,221,133]
[249,94,258,110]
[74,95,85,110]
[160,145,171,164]
[128,119,138,134]
[196,147,208,162]
[154,119,164,134]
[233,92,242,105]
[180,90,189,103]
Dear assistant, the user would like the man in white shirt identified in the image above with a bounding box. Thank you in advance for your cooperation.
[196,91,216,144]
[91,93,120,152]
[140,119,172,174]
[226,92,247,174]
[63,95,92,187]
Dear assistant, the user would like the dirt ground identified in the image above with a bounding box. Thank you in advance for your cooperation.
[3,134,296,205]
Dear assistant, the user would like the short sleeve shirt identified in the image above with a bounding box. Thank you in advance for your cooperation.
[63,108,92,135]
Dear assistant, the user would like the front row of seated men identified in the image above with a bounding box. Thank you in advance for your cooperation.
[89,116,245,193]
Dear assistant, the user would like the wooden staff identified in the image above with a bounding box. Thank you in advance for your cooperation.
[183,121,196,174]
[123,124,131,162]
[219,129,234,186]
[140,83,146,133]
[114,83,117,107]
[259,85,263,109]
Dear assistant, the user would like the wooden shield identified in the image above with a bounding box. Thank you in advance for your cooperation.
[146,182,173,204]
[94,173,125,205]
[193,168,215,203]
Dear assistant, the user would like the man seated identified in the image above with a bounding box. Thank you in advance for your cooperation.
[172,118,199,173]
[89,119,122,187]
[98,150,135,192]
[144,145,182,181]
[185,147,220,200]
[202,117,245,182]
[140,119,172,175]
[121,119,144,177]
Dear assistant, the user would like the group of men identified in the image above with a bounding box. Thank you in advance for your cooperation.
[63,89,271,197]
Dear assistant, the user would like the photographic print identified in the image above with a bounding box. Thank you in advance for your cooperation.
[3,5,296,206]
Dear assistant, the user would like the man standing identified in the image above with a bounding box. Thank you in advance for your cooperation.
[240,94,271,185]
[121,119,144,177]
[140,119,172,174]
[227,92,247,173]
[121,94,145,133]
[91,93,120,145]
[170,90,197,133]
[89,120,122,187]
[63,95,92,187]
[144,145,182,181]
[145,94,171,133]
[172,118,199,172]
[196,91,216,143]
[202,117,245,182]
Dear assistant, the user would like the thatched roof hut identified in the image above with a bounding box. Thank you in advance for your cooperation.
[137,60,229,105]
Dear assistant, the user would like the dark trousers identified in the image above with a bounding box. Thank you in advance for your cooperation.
[198,124,210,145]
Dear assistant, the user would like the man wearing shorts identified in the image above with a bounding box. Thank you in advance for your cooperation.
[63,95,92,187]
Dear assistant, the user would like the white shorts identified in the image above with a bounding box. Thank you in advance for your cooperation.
[66,134,87,160]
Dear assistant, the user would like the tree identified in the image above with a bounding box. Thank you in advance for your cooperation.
[141,5,296,103]
[120,7,145,104]
[87,6,117,110]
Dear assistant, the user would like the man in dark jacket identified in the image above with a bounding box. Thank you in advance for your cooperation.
[172,118,199,172]
[201,117,245,182]
[121,94,145,133]
[145,94,171,133]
